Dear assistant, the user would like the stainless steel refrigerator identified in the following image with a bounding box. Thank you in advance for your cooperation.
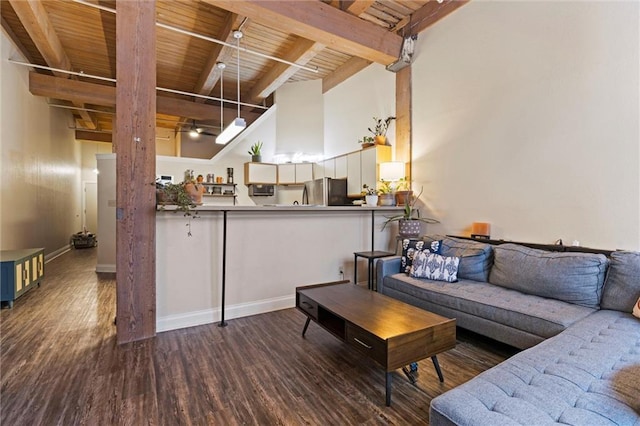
[302,177,349,206]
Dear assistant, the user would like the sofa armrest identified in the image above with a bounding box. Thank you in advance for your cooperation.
[376,256,401,293]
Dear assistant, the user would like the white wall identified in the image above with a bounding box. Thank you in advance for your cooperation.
[275,79,324,156]
[1,30,82,257]
[411,1,639,250]
[324,63,396,158]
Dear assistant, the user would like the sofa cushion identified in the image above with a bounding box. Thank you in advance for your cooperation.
[400,238,442,274]
[424,236,494,282]
[601,251,640,312]
[430,310,640,426]
[382,273,594,339]
[489,244,608,309]
[410,252,459,282]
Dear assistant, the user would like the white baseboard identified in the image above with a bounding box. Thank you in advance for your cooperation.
[156,294,295,333]
[45,245,71,263]
[96,264,116,273]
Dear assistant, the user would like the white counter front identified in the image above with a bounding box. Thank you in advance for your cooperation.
[156,206,400,332]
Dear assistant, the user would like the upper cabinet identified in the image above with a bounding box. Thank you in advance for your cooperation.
[244,162,278,185]
[335,155,347,179]
[277,163,313,185]
[361,145,391,193]
[346,152,362,197]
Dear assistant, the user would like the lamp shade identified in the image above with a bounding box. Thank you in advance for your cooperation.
[379,162,405,181]
[216,117,246,144]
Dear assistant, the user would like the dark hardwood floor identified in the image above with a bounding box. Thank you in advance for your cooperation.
[1,248,517,425]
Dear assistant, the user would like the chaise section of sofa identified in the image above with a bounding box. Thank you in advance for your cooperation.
[430,310,640,426]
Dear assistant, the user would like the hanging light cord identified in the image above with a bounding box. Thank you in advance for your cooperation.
[236,34,241,118]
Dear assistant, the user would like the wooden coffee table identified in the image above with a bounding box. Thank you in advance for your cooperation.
[296,281,456,406]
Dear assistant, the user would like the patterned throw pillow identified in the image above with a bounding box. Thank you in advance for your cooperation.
[401,239,442,274]
[410,251,460,283]
[634,297,640,319]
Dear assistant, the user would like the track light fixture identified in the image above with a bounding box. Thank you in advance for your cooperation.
[217,31,246,144]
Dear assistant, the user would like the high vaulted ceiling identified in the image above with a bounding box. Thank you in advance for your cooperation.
[1,0,468,150]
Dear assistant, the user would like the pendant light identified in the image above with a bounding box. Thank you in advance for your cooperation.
[216,30,246,144]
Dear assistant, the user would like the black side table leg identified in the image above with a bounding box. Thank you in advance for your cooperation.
[432,356,444,382]
[354,253,357,285]
[302,317,311,337]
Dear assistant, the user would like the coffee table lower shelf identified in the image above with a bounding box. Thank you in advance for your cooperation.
[296,281,456,406]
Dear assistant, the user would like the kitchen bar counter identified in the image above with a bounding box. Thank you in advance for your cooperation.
[155,204,403,333]
[159,204,402,212]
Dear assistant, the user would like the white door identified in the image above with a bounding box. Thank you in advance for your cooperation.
[84,182,98,234]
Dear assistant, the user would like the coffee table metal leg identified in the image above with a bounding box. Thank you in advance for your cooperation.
[385,372,392,406]
[432,356,444,382]
[302,317,311,337]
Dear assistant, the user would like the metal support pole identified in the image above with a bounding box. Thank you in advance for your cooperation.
[371,209,375,252]
[218,210,228,327]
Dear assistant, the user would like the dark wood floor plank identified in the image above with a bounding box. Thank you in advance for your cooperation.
[1,248,517,425]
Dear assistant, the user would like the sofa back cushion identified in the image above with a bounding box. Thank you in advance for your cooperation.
[600,251,640,312]
[424,236,494,282]
[489,243,608,309]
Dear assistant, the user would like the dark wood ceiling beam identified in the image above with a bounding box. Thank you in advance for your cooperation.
[28,72,262,123]
[75,130,112,143]
[322,56,371,93]
[193,13,247,101]
[9,0,98,129]
[248,38,325,104]
[207,0,402,64]
[408,0,470,35]
[1,16,35,63]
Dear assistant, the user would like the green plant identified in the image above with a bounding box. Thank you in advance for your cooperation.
[396,177,411,191]
[361,184,378,196]
[248,141,263,156]
[381,187,438,230]
[368,116,396,137]
[157,182,196,215]
[378,179,393,194]
[358,135,374,145]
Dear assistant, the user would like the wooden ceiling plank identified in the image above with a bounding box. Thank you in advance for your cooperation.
[248,38,325,104]
[322,56,372,93]
[28,72,261,123]
[206,0,401,64]
[343,0,375,16]
[193,13,246,99]
[10,0,100,128]
[409,0,470,35]
[1,16,35,63]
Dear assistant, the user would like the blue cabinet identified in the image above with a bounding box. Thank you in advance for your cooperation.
[1,248,45,308]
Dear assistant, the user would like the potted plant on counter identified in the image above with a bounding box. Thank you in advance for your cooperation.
[156,182,199,236]
[362,184,379,207]
[378,180,396,206]
[381,187,438,237]
[368,116,396,145]
[394,177,413,206]
[248,141,263,162]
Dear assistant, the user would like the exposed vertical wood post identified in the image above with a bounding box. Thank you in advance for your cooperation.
[395,66,412,181]
[115,0,156,344]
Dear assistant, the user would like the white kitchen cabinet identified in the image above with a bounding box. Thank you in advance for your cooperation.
[277,164,296,184]
[296,163,313,183]
[244,162,278,184]
[346,152,362,197]
[313,162,324,179]
[335,155,347,178]
[361,145,391,191]
[323,159,335,178]
[277,163,313,185]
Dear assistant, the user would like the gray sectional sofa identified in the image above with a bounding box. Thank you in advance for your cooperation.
[376,236,640,425]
